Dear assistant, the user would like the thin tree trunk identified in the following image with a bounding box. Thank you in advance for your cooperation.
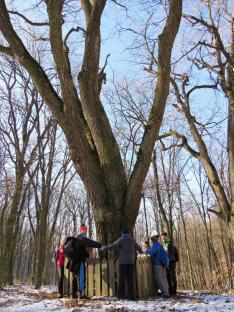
[152,150,170,230]
[177,181,195,289]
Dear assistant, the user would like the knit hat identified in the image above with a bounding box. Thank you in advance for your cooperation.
[79,224,88,234]
[151,232,160,242]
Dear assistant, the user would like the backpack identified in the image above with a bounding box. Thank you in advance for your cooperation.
[63,236,75,258]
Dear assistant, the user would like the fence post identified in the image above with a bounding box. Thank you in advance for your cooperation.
[87,258,94,297]
[101,258,108,296]
[108,257,116,296]
[94,258,101,296]
[136,256,143,298]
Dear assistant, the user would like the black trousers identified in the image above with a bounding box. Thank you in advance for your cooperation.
[57,266,64,295]
[72,272,78,296]
[167,263,177,295]
[118,264,135,300]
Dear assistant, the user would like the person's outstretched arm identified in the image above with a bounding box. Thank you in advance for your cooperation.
[135,242,143,254]
[101,238,121,253]
[145,244,156,255]
[76,236,102,248]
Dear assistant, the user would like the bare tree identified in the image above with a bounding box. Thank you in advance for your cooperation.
[0,58,51,284]
[26,122,74,288]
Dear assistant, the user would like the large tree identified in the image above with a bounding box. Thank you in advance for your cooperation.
[0,0,182,243]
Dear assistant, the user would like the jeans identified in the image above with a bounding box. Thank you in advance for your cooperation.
[72,262,86,296]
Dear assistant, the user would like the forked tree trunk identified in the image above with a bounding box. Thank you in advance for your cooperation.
[0,0,183,243]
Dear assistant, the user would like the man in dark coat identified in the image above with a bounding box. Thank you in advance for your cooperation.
[100,228,143,300]
[64,225,102,299]
[161,232,179,296]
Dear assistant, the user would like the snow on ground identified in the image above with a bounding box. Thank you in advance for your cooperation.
[0,286,234,312]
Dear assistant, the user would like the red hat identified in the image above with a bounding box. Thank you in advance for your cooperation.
[79,224,87,234]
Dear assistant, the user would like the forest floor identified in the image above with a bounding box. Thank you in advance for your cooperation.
[0,285,234,312]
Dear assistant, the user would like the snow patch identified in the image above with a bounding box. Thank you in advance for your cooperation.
[0,286,233,311]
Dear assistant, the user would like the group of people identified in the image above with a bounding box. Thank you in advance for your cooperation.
[54,225,179,300]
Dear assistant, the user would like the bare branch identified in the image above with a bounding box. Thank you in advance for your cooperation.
[64,26,86,46]
[187,82,218,98]
[157,130,200,158]
[8,10,49,26]
[208,208,225,220]
[184,13,233,65]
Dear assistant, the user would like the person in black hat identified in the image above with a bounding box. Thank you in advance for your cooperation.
[100,228,143,300]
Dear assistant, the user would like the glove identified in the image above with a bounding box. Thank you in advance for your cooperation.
[99,246,107,258]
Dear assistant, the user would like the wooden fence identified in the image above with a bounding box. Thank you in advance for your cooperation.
[64,255,154,299]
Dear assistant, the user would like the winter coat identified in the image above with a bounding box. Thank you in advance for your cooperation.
[146,241,169,267]
[102,233,143,264]
[57,245,65,266]
[53,246,64,266]
[162,240,179,264]
[65,235,101,274]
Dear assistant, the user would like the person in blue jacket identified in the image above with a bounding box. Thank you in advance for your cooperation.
[146,233,169,297]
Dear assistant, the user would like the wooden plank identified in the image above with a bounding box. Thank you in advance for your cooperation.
[87,259,94,297]
[101,258,108,296]
[136,256,143,298]
[108,258,116,296]
[141,257,147,298]
[147,256,154,296]
[94,259,101,296]
[143,257,149,297]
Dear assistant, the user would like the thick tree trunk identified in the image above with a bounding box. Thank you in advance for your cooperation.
[0,180,10,286]
[227,64,234,250]
[34,209,47,289]
[226,19,234,247]
[0,0,183,243]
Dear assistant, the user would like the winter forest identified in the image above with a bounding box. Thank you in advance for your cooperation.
[0,0,234,311]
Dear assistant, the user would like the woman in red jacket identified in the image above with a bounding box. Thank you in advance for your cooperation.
[55,238,65,298]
